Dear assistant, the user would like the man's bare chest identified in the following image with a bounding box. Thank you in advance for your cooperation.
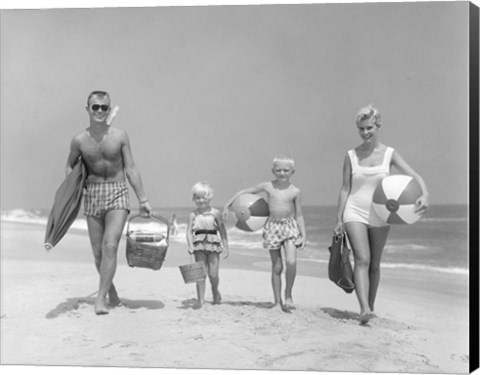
[81,136,122,162]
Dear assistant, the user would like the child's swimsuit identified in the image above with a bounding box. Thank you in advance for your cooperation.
[343,147,394,227]
[83,181,130,218]
[191,209,223,253]
[262,217,302,251]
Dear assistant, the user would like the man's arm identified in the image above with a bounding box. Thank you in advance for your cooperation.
[121,131,151,216]
[65,136,82,176]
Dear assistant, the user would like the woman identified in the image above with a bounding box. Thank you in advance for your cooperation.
[334,105,429,325]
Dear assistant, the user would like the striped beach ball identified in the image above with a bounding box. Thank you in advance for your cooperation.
[230,194,269,232]
[372,175,423,225]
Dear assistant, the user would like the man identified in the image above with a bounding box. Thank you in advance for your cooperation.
[66,90,152,315]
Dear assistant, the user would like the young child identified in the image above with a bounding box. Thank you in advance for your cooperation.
[170,214,178,236]
[186,181,229,308]
[223,155,306,313]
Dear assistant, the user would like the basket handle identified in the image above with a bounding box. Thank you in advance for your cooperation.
[126,213,171,241]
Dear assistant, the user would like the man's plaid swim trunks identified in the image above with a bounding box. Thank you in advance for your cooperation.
[83,181,130,218]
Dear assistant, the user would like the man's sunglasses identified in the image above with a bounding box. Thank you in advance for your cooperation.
[91,104,110,112]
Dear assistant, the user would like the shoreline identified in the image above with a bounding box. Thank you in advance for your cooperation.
[0,221,471,372]
[2,219,470,272]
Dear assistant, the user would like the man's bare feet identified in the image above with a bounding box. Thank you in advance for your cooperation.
[95,299,109,315]
[108,285,122,307]
[107,291,123,307]
[108,284,120,304]
[107,298,123,308]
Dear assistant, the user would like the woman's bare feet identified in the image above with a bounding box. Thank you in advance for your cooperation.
[269,302,292,313]
[359,312,375,325]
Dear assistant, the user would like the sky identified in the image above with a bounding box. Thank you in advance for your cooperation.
[0,0,473,211]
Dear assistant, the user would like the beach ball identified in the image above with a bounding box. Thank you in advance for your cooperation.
[229,194,269,232]
[372,175,423,224]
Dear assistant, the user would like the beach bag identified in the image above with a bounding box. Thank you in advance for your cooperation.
[328,232,355,293]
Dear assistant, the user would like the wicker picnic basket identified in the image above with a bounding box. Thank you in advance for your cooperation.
[126,214,170,271]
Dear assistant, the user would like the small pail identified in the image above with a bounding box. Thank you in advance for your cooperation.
[179,261,207,284]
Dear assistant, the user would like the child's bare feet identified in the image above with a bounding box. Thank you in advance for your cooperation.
[212,290,222,305]
[284,298,296,310]
[193,299,204,309]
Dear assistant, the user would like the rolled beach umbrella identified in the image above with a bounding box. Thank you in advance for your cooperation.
[44,159,87,250]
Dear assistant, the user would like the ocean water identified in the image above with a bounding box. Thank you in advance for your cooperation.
[1,204,469,275]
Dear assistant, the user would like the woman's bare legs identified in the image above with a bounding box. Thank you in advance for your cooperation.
[367,225,390,312]
[345,222,389,324]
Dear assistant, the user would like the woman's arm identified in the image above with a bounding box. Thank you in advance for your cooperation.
[391,150,429,213]
[334,154,352,235]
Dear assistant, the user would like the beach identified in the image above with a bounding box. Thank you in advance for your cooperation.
[0,220,470,373]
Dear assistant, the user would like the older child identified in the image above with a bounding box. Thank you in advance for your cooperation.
[223,156,306,313]
[187,181,229,308]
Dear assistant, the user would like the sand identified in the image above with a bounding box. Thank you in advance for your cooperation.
[0,221,471,373]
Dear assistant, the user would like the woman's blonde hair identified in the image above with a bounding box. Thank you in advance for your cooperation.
[191,181,214,200]
[355,104,381,127]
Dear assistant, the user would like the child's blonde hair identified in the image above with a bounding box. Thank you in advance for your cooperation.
[272,155,295,169]
[191,181,214,201]
[355,104,381,127]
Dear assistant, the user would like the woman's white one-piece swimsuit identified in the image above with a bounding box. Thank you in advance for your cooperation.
[343,146,394,227]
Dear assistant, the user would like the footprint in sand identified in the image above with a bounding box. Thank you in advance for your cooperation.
[102,341,137,349]
[450,353,469,363]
